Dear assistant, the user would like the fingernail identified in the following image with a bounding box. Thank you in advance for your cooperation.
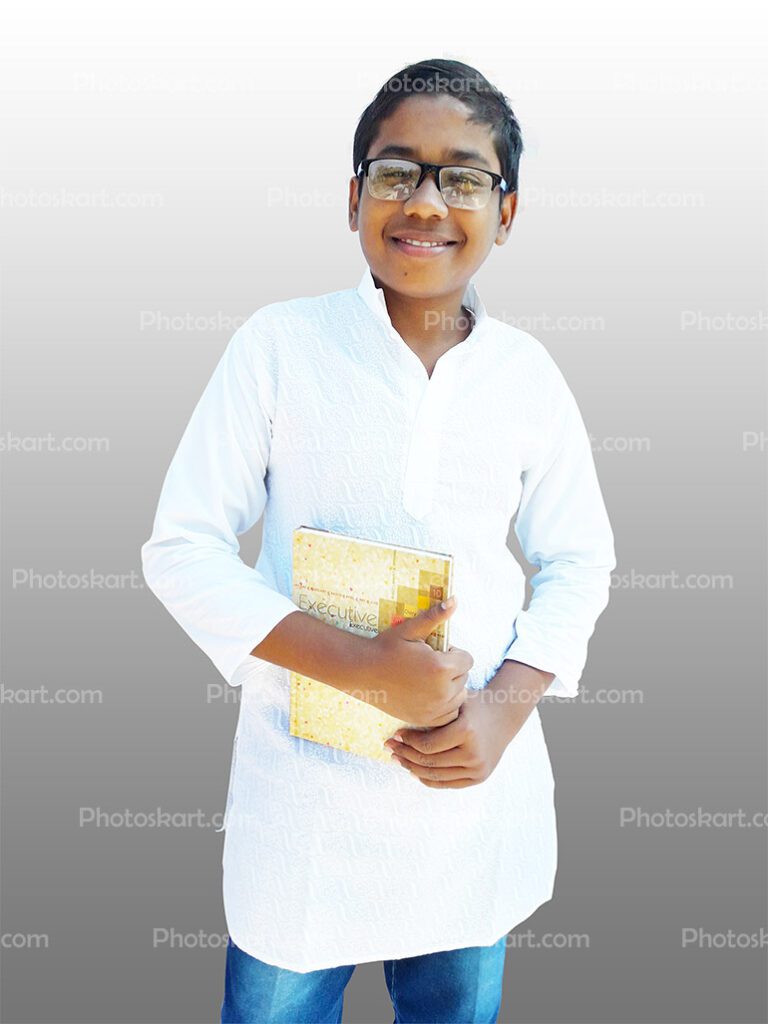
[441,596,456,610]
[393,733,403,742]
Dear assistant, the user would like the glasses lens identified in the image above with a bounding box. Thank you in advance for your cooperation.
[439,167,493,209]
[366,159,421,200]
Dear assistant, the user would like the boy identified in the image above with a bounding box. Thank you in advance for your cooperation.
[141,58,615,1024]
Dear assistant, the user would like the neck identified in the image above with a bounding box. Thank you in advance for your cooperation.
[375,278,475,350]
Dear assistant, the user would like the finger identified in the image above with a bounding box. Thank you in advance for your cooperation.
[415,689,465,730]
[393,755,477,783]
[390,742,468,769]
[434,647,474,676]
[393,719,464,754]
[435,681,468,719]
[426,707,461,728]
[419,777,477,789]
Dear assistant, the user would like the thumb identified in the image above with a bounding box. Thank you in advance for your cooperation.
[392,595,457,641]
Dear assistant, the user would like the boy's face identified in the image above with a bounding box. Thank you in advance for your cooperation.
[348,94,517,300]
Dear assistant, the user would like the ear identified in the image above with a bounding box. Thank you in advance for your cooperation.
[348,176,361,232]
[495,190,517,246]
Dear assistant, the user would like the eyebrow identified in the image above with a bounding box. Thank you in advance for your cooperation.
[370,143,493,170]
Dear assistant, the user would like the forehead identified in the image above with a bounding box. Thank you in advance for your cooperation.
[367,94,499,171]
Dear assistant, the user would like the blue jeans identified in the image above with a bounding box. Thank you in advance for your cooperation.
[220,933,508,1023]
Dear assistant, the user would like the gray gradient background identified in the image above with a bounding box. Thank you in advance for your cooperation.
[1,30,766,1024]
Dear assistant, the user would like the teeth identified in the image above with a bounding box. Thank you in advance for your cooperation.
[398,238,448,247]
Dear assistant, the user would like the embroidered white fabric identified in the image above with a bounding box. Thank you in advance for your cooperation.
[141,266,615,972]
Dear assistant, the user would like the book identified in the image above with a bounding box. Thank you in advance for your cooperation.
[288,525,454,763]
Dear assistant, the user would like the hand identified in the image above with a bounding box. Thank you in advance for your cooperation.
[383,685,518,789]
[365,595,473,728]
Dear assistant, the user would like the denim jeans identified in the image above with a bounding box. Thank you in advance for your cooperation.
[220,933,508,1023]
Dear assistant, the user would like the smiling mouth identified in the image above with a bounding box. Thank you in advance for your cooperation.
[389,236,459,256]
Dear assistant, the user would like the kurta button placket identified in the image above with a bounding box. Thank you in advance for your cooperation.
[399,350,460,520]
[371,288,481,522]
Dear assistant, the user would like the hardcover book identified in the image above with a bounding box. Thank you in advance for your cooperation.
[289,525,454,763]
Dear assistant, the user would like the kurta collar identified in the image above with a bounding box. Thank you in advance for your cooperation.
[355,264,488,340]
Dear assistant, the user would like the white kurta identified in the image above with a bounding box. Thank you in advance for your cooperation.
[141,266,616,972]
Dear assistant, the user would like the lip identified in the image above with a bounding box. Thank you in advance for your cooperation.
[388,234,460,258]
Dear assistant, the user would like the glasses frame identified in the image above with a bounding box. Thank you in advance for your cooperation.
[356,157,510,209]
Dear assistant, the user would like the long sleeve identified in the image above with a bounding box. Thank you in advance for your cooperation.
[140,315,300,685]
[502,362,616,699]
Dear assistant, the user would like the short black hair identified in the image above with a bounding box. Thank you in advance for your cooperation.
[353,58,523,198]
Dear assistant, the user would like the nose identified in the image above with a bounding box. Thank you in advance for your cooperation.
[403,170,448,217]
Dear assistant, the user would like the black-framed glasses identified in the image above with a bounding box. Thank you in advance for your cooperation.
[357,157,510,210]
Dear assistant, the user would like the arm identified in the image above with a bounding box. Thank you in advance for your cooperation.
[141,317,477,720]
[501,364,616,699]
[250,608,374,693]
[384,372,615,786]
[140,315,366,690]
[484,658,555,739]
[383,658,556,788]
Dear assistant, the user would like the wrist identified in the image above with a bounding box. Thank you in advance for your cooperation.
[486,659,555,741]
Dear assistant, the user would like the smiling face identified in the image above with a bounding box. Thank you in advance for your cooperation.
[349,93,517,302]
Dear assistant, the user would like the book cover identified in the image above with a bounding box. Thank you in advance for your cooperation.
[289,525,454,763]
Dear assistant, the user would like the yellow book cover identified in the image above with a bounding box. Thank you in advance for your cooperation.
[289,525,454,763]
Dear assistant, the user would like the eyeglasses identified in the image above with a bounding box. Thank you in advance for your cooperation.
[357,158,510,211]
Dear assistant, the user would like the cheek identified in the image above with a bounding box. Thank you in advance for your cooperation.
[446,214,487,250]
[468,217,498,247]
[358,218,390,253]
